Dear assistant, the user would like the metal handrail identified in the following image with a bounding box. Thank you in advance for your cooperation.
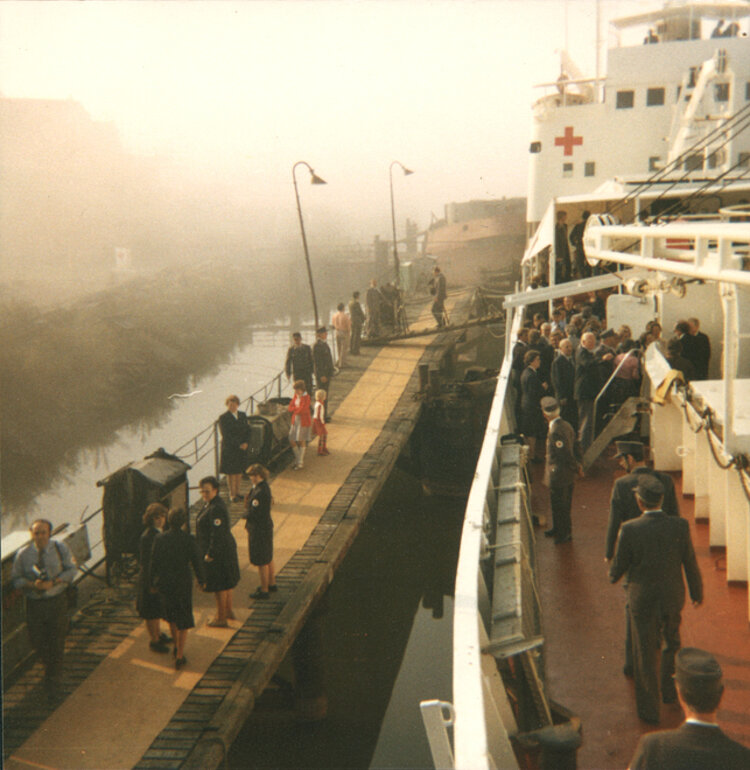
[592,348,639,417]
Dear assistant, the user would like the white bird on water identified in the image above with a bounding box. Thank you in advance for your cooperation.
[168,390,203,400]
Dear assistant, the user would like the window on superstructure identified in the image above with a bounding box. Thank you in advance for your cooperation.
[684,154,703,172]
[529,141,542,153]
[584,162,596,177]
[714,83,730,102]
[676,85,682,101]
[708,149,726,169]
[646,88,665,106]
[649,156,662,172]
[616,90,634,109]
[745,82,750,101]
[563,163,573,178]
[739,153,750,168]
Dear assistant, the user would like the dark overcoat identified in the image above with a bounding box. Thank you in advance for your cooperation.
[244,479,274,566]
[196,496,240,593]
[219,410,251,475]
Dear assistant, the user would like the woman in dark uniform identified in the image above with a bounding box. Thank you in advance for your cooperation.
[244,463,276,600]
[136,502,170,653]
[150,507,205,669]
[219,395,251,503]
[196,475,240,627]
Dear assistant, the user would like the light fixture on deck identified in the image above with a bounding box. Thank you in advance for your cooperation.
[292,161,327,330]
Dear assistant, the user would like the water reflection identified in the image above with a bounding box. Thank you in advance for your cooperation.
[228,469,463,770]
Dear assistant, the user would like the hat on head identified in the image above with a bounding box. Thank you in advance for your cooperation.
[541,396,559,413]
[675,648,723,699]
[635,474,664,506]
[614,440,645,461]
[316,326,327,335]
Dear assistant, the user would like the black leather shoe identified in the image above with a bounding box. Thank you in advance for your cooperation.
[623,666,634,678]
[268,584,278,592]
[544,529,557,538]
[249,588,270,600]
[149,640,170,654]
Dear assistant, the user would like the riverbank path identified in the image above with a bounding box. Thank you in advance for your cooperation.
[4,292,466,770]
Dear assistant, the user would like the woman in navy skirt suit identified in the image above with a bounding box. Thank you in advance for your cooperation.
[150,507,205,669]
[136,502,169,653]
[244,463,276,600]
[196,475,240,627]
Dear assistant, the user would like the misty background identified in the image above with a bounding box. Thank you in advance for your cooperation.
[0,1,651,517]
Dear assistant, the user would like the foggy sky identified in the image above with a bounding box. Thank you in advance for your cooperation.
[0,1,650,242]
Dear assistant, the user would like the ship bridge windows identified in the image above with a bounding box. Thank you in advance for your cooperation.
[562,162,573,178]
[746,82,750,101]
[646,87,665,106]
[684,154,704,172]
[529,141,542,154]
[740,153,750,168]
[616,90,634,109]
[584,161,596,177]
[649,156,662,172]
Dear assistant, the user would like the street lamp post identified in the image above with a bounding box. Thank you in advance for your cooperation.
[292,160,326,330]
[389,160,413,286]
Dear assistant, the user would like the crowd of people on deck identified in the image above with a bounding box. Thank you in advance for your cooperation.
[512,292,750,765]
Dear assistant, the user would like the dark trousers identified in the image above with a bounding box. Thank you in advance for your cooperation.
[432,300,445,327]
[26,593,68,683]
[578,399,595,452]
[350,323,362,355]
[629,603,681,722]
[294,371,313,399]
[549,483,574,540]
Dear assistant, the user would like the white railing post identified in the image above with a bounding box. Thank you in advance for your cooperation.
[419,700,456,770]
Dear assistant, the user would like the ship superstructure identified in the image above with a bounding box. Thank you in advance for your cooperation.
[527,1,750,235]
[421,3,750,769]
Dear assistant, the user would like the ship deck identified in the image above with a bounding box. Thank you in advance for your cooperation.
[2,296,465,770]
[530,456,750,769]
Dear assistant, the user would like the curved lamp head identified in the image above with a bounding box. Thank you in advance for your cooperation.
[402,167,414,176]
[310,172,327,185]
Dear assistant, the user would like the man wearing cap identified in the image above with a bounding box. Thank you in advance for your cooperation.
[607,440,681,677]
[542,396,583,544]
[610,475,703,724]
[629,647,750,768]
[551,338,577,429]
[313,327,334,418]
[606,441,680,561]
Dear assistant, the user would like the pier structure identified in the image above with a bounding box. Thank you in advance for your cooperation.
[2,294,467,770]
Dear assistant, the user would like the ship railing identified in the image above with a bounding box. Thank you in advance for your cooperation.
[583,218,750,286]
[172,369,291,477]
[422,306,538,770]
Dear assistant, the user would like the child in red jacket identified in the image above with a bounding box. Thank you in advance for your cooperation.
[287,380,312,469]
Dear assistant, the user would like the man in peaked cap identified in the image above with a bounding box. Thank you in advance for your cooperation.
[629,648,750,769]
[541,396,582,544]
[606,440,681,678]
[610,475,703,724]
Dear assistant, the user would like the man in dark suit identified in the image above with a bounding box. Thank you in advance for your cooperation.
[312,327,335,416]
[610,476,703,724]
[520,350,547,461]
[551,338,577,429]
[542,396,582,543]
[285,332,314,397]
[575,331,609,451]
[687,317,711,380]
[606,440,681,677]
[629,647,750,769]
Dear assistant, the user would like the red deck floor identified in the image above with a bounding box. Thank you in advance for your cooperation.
[531,457,750,770]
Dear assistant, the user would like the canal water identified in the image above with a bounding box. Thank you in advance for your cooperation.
[228,468,463,770]
[2,329,293,540]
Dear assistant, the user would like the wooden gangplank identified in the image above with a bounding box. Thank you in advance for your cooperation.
[3,299,463,770]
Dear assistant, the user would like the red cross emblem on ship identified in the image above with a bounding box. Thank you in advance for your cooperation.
[555,126,583,156]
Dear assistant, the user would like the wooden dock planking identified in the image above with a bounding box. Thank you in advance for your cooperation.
[3,297,464,770]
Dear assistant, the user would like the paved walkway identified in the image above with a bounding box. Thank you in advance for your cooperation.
[6,298,456,770]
